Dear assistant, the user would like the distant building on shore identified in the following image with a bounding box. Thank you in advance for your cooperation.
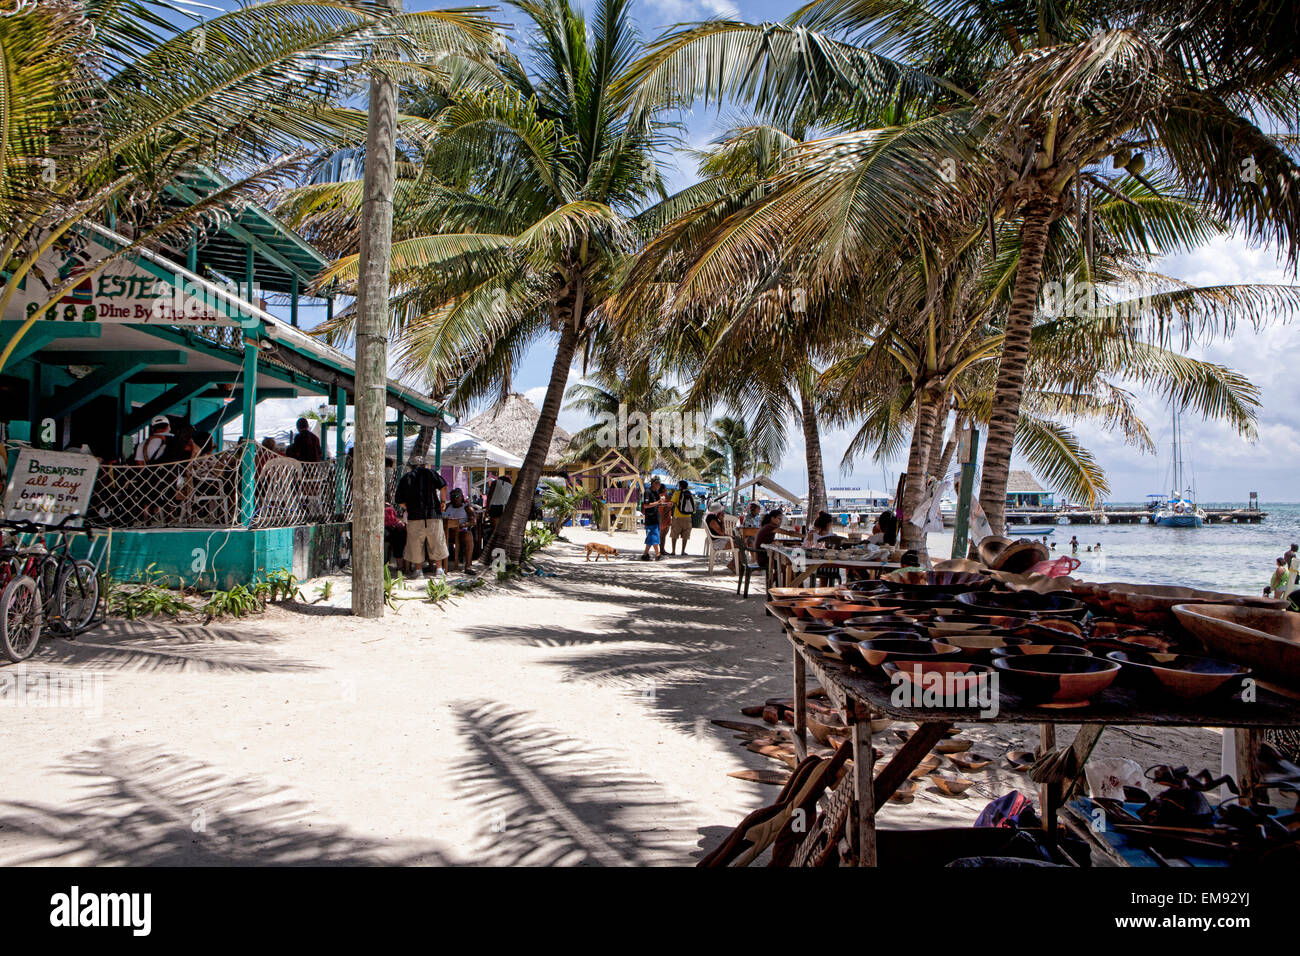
[826,487,893,512]
[1006,470,1054,509]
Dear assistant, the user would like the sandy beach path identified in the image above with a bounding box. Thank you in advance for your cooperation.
[0,527,1222,865]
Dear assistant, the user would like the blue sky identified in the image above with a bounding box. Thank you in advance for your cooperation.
[475,0,1300,504]
[264,0,1299,504]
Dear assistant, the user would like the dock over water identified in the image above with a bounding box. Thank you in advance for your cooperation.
[1002,509,1268,526]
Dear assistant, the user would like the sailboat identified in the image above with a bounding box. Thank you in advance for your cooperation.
[1153,406,1206,528]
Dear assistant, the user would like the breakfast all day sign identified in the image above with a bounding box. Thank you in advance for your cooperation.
[3,449,99,526]
[5,229,254,327]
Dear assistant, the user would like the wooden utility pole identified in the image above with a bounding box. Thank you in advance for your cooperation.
[352,0,401,618]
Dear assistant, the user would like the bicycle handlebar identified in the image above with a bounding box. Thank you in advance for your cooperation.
[0,514,100,534]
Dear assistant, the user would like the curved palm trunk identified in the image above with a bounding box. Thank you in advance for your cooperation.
[487,319,581,562]
[978,198,1057,536]
[900,388,942,550]
[800,385,827,519]
[412,424,433,458]
[929,410,965,483]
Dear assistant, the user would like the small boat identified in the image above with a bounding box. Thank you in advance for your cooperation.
[1155,493,1205,528]
[1152,406,1205,528]
[1008,525,1055,537]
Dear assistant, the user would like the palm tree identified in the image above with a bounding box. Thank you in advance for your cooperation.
[0,0,494,372]
[699,414,779,513]
[561,370,703,476]
[611,124,852,521]
[617,0,1300,533]
[291,0,678,561]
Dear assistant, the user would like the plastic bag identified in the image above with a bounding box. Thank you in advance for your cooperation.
[1085,758,1144,800]
[1028,556,1081,578]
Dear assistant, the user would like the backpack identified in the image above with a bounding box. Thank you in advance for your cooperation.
[679,490,696,514]
[974,790,1040,829]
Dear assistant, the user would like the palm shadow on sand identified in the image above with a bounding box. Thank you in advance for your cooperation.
[449,701,704,865]
[0,741,452,866]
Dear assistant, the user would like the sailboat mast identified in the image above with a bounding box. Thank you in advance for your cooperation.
[1171,405,1182,494]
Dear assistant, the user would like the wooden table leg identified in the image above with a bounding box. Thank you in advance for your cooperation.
[873,720,952,806]
[1041,724,1105,841]
[1038,723,1056,757]
[1234,728,1265,806]
[792,647,808,761]
[851,716,877,866]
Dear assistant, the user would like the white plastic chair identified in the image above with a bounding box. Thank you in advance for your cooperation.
[705,513,740,573]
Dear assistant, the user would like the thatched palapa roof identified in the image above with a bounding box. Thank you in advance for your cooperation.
[465,393,572,469]
[1005,469,1047,495]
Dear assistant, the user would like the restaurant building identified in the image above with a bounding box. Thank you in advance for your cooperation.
[0,169,448,587]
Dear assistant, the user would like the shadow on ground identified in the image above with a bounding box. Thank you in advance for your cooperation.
[0,741,450,865]
[450,700,703,865]
[27,617,318,674]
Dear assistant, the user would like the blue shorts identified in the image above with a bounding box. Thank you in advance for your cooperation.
[644,525,661,546]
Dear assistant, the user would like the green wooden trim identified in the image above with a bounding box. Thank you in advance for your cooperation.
[122,374,219,431]
[42,356,162,421]
[33,349,187,367]
[240,336,259,527]
[0,322,101,367]
[395,411,405,469]
[169,180,319,285]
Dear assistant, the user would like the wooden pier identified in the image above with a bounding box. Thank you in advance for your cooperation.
[999,508,1268,526]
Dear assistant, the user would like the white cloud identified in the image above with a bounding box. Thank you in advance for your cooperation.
[642,0,743,25]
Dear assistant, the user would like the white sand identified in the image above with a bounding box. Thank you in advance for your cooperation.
[0,526,1221,865]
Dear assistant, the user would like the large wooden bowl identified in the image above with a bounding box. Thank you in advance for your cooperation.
[834,637,960,670]
[1104,649,1250,700]
[1171,604,1300,692]
[879,569,994,598]
[956,590,1087,619]
[977,536,1050,574]
[1073,582,1284,628]
[991,654,1120,708]
[940,633,1033,660]
[991,643,1092,658]
[881,660,995,705]
[806,602,882,623]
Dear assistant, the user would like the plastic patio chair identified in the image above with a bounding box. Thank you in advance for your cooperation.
[733,531,764,597]
[705,513,739,572]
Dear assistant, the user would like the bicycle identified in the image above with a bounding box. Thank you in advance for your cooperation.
[0,514,104,662]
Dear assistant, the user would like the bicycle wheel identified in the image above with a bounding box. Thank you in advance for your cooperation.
[54,560,100,634]
[1,576,42,662]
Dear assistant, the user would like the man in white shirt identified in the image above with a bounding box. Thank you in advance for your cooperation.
[133,416,172,463]
[487,474,513,532]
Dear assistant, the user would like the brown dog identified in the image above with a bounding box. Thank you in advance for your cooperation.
[584,542,618,561]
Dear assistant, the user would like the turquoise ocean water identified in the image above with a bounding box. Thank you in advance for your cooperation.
[925,503,1300,597]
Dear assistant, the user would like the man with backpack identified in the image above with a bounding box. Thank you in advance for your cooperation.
[667,479,697,556]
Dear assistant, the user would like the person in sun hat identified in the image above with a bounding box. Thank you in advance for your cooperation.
[395,453,448,576]
[133,415,172,464]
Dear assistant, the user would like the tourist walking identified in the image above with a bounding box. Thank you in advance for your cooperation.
[667,479,696,556]
[640,476,666,561]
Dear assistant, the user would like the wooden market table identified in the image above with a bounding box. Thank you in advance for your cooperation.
[764,543,901,589]
[785,632,1300,867]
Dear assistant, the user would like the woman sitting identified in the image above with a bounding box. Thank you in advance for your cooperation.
[752,509,785,568]
[443,488,479,575]
[803,511,837,547]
